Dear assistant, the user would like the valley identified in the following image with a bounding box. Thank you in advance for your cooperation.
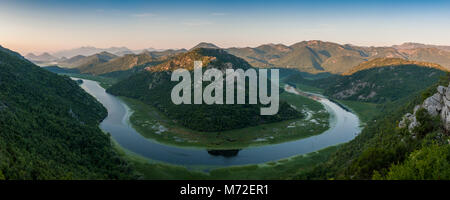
[2,40,450,180]
[42,43,450,180]
[75,77,360,167]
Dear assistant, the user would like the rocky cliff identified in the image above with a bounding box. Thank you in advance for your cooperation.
[399,84,450,133]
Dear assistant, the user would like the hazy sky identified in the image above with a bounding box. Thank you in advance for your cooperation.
[1,0,450,54]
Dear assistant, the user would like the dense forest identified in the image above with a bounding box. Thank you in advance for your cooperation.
[0,46,132,179]
[296,73,450,179]
[107,48,301,132]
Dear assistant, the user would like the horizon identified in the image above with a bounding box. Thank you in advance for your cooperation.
[1,0,450,54]
[16,40,450,56]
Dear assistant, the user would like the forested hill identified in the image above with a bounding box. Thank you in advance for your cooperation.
[343,58,447,75]
[107,48,301,132]
[285,65,446,104]
[0,46,132,179]
[298,74,450,180]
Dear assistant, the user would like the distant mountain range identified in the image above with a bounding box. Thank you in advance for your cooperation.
[392,42,450,51]
[51,46,165,58]
[25,46,169,61]
[24,41,450,75]
[284,61,445,103]
[25,52,58,63]
[226,41,450,74]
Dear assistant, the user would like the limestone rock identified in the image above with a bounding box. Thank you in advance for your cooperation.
[422,93,443,116]
[399,84,450,133]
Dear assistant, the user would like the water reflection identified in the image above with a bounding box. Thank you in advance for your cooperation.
[207,149,241,157]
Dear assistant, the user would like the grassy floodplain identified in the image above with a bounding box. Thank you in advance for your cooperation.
[335,100,380,123]
[121,90,329,149]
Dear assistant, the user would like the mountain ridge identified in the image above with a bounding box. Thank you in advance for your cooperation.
[343,58,447,75]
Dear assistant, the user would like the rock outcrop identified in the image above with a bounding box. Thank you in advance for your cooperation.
[399,84,450,132]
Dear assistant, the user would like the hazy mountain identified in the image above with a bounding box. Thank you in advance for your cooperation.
[51,46,169,58]
[393,42,450,51]
[52,46,125,58]
[107,48,300,132]
[57,55,87,68]
[25,52,58,62]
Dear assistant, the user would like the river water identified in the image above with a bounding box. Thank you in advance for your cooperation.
[76,78,361,167]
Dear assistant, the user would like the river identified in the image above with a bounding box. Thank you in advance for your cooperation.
[76,78,361,167]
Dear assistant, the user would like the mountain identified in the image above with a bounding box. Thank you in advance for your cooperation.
[71,51,118,73]
[225,40,450,74]
[75,49,185,75]
[286,62,446,103]
[226,40,373,74]
[51,46,169,58]
[322,65,445,103]
[299,75,450,180]
[226,44,291,68]
[393,42,450,52]
[57,51,117,70]
[107,48,301,132]
[52,46,130,58]
[397,47,450,70]
[190,42,220,50]
[25,52,58,62]
[57,55,87,68]
[0,46,131,179]
[343,58,447,75]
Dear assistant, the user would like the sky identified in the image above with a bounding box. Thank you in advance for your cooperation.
[1,0,450,54]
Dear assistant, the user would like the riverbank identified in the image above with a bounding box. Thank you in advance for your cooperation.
[112,140,340,180]
[282,82,380,124]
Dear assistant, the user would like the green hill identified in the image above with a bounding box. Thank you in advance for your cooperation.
[298,74,450,180]
[107,48,301,132]
[343,58,447,75]
[0,46,131,179]
[322,65,445,103]
[286,64,445,104]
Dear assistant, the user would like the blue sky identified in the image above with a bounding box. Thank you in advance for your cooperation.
[1,0,450,54]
